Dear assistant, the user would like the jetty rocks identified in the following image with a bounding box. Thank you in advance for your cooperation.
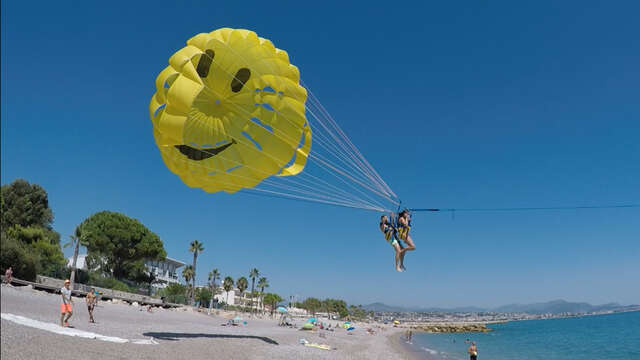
[412,323,492,333]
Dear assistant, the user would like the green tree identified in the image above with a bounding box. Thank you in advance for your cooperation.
[263,293,283,315]
[257,277,269,313]
[1,179,53,230]
[4,225,65,278]
[236,277,248,307]
[222,276,234,309]
[0,233,38,281]
[31,239,67,277]
[348,304,369,321]
[63,226,92,289]
[249,268,259,311]
[333,299,349,318]
[195,287,211,307]
[302,297,322,316]
[157,283,187,304]
[78,211,166,281]
[188,240,204,304]
[182,265,194,300]
[208,269,220,313]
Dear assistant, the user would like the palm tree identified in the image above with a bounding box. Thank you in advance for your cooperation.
[236,277,248,308]
[222,276,234,309]
[257,277,269,313]
[182,265,194,302]
[188,240,204,304]
[248,268,260,311]
[63,227,88,290]
[208,268,220,314]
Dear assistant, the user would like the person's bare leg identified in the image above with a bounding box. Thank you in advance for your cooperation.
[393,244,402,272]
[65,311,72,324]
[404,235,416,251]
[399,249,407,270]
[60,313,65,327]
[400,235,415,270]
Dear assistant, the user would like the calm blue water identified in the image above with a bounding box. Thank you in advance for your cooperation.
[409,311,640,360]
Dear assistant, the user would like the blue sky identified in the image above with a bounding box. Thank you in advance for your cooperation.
[2,1,639,308]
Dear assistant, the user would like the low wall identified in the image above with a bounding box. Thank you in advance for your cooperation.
[36,275,165,306]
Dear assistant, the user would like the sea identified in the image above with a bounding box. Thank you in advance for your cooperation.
[407,310,640,360]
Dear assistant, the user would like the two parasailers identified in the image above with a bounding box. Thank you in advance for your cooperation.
[379,209,416,272]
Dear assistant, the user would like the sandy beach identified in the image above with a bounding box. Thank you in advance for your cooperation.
[1,285,419,360]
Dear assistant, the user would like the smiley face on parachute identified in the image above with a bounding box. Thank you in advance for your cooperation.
[149,28,311,193]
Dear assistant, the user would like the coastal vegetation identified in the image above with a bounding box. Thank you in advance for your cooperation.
[78,211,166,281]
[2,178,380,321]
[1,179,66,280]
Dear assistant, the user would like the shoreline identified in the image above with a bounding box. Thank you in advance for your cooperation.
[388,331,435,360]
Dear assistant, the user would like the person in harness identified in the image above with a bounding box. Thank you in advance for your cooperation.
[379,213,405,272]
[396,209,416,262]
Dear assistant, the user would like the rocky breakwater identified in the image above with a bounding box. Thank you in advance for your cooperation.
[412,323,492,333]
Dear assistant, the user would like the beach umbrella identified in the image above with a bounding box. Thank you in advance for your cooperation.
[277,306,288,313]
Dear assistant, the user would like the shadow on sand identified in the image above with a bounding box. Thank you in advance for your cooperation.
[143,332,279,345]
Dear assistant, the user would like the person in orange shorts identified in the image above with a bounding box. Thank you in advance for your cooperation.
[60,280,73,327]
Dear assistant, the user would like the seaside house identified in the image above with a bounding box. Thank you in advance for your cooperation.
[67,254,185,293]
[145,257,185,292]
[67,254,89,270]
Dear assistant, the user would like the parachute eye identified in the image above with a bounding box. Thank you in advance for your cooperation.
[196,50,215,78]
[231,68,251,92]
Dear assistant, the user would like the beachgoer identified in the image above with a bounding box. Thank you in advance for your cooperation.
[4,267,12,285]
[468,341,478,360]
[396,209,415,269]
[60,280,73,327]
[86,287,96,323]
[379,213,404,272]
[408,330,413,343]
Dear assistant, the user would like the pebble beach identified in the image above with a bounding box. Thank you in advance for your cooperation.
[1,285,418,360]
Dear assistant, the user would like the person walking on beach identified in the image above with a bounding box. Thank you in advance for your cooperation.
[467,341,478,360]
[379,213,404,272]
[86,287,97,323]
[60,280,73,327]
[3,266,12,285]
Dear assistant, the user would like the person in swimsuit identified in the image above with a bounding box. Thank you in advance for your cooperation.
[396,210,416,267]
[86,287,96,323]
[468,341,478,360]
[380,213,404,272]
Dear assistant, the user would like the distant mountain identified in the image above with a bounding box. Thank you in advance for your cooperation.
[364,300,638,315]
[364,302,407,313]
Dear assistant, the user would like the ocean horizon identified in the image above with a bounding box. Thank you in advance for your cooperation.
[407,311,640,360]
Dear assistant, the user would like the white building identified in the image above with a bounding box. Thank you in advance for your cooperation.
[67,255,185,291]
[145,257,185,290]
[67,254,88,270]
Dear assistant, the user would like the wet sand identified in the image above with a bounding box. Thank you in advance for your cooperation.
[1,285,419,359]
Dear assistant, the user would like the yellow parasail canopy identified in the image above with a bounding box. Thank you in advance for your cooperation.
[150,28,311,193]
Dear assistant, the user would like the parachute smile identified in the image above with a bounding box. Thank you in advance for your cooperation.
[174,140,236,161]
